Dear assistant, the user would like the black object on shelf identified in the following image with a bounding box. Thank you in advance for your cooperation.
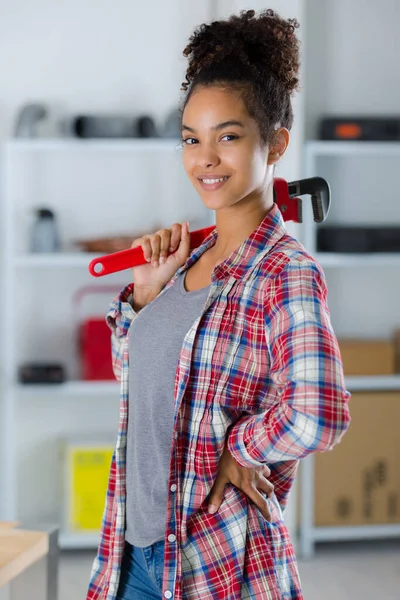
[136,116,158,138]
[319,117,400,141]
[19,364,65,384]
[317,226,400,253]
[70,115,158,138]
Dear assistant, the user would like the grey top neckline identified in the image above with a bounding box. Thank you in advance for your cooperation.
[177,269,212,297]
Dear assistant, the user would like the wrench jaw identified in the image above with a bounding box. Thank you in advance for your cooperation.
[311,193,326,224]
[288,177,331,224]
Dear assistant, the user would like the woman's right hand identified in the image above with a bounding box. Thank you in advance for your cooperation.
[130,221,191,292]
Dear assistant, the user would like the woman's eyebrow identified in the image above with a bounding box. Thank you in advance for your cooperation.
[181,120,246,133]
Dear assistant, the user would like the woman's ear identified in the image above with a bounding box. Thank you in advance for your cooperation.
[267,127,290,166]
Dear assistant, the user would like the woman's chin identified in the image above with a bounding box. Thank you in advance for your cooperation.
[199,192,230,210]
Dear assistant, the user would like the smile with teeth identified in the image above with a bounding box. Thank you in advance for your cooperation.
[200,177,229,184]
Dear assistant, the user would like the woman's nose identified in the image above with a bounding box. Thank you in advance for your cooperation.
[197,146,220,168]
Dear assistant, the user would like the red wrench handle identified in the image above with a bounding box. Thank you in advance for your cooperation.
[89,225,216,277]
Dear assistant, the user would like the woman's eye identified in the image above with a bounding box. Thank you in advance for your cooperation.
[182,137,198,145]
[221,134,239,142]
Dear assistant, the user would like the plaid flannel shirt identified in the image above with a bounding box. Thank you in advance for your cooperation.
[86,203,351,600]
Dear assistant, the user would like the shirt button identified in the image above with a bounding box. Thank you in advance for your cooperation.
[167,534,176,543]
[174,431,178,440]
[170,484,177,492]
[164,591,172,599]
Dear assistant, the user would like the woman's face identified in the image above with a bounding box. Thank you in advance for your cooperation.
[181,86,280,212]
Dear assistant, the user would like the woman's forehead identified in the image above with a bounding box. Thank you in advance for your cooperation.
[183,87,251,125]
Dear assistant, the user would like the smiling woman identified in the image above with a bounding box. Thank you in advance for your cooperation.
[86,8,350,600]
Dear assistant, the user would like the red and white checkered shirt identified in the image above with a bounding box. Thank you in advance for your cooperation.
[86,203,351,599]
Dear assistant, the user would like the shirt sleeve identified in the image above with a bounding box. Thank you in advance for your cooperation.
[226,257,351,468]
[105,283,137,382]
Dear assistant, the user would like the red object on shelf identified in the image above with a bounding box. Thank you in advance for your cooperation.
[80,319,114,381]
[73,286,121,381]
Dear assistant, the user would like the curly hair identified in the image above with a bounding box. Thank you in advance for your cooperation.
[181,9,301,144]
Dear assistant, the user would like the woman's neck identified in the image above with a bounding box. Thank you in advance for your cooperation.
[209,200,274,262]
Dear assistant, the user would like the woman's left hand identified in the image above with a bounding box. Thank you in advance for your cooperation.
[207,444,274,521]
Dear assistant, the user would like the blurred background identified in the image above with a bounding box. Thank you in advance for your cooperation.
[1,0,400,598]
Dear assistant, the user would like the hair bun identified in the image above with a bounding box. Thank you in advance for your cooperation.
[183,9,300,95]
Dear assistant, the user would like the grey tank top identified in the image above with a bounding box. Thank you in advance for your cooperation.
[126,269,211,547]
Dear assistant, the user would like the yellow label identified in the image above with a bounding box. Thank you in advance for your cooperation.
[68,446,113,531]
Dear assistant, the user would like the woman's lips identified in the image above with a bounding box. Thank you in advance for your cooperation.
[198,176,230,191]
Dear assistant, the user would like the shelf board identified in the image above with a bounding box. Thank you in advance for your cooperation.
[14,376,400,395]
[16,381,119,396]
[315,253,400,267]
[306,140,400,156]
[345,375,400,391]
[14,253,100,268]
[59,531,100,549]
[312,523,400,542]
[5,138,181,153]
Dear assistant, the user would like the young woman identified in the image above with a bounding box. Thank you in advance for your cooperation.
[86,9,351,600]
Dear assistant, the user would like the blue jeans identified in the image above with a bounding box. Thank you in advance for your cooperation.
[116,540,165,600]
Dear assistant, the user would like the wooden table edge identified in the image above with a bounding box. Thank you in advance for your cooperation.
[0,529,49,588]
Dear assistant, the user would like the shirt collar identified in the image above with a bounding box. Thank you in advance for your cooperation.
[176,202,287,282]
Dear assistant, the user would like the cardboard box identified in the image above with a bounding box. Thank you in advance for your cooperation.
[314,392,400,526]
[338,339,395,375]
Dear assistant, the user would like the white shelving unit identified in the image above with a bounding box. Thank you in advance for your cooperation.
[298,140,400,558]
[0,138,212,549]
